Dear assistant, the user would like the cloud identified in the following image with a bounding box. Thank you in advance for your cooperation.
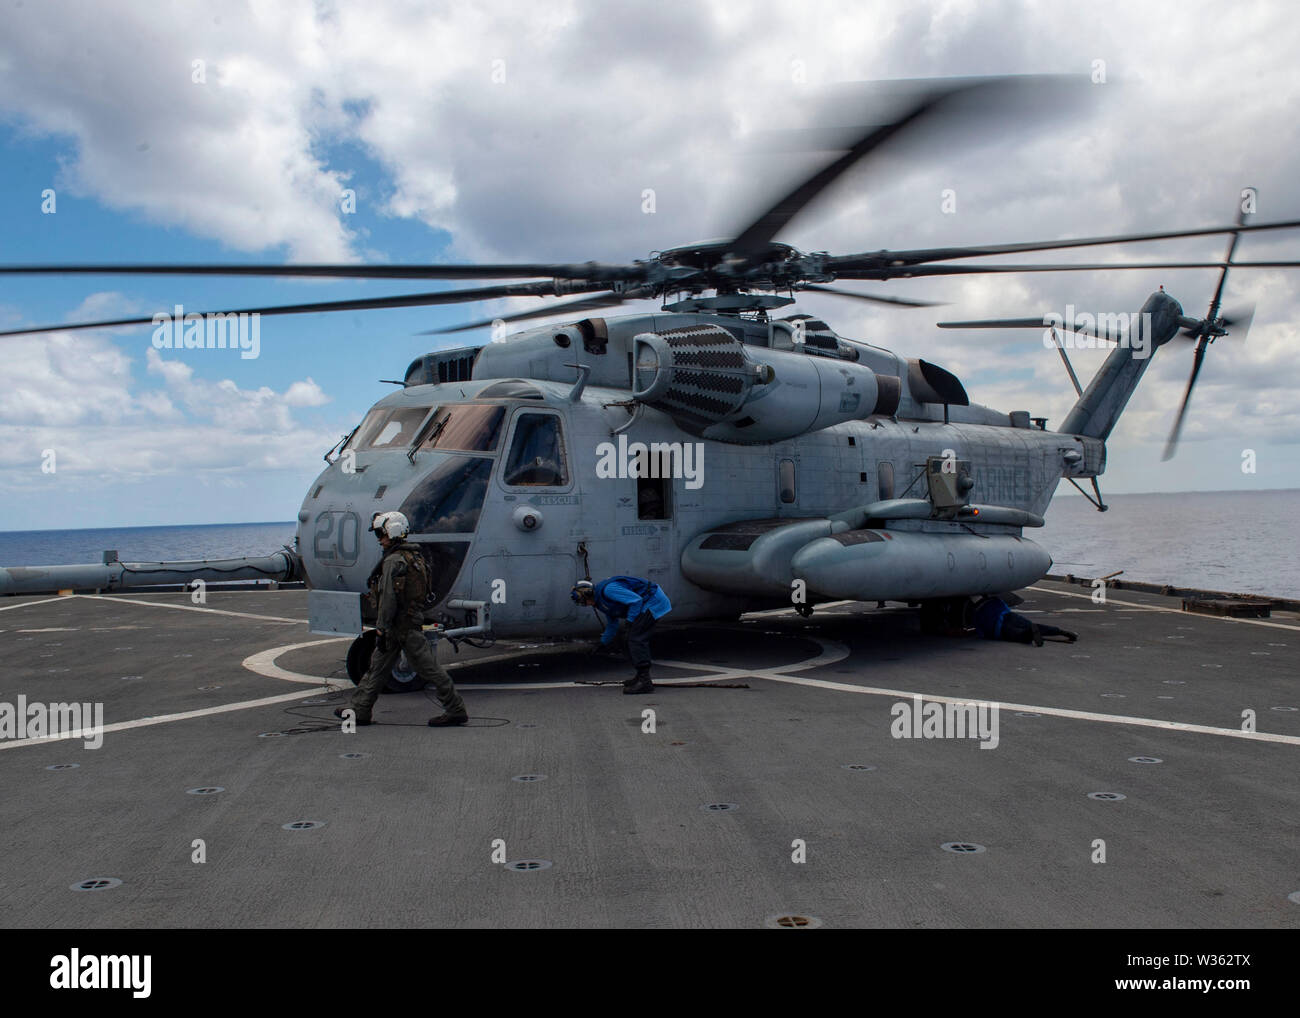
[0,0,1297,508]
[284,378,330,407]
[0,333,338,480]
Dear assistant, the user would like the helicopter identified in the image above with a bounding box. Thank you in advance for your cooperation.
[4,76,1298,689]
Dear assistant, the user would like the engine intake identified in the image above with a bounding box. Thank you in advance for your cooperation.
[632,324,892,442]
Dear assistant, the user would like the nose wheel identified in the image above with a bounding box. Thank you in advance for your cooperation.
[345,629,430,694]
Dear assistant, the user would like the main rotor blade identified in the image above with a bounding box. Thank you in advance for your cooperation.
[796,283,943,307]
[0,261,646,283]
[833,260,1300,279]
[1162,337,1211,461]
[729,76,1050,260]
[937,317,1129,342]
[829,219,1300,271]
[422,290,637,334]
[0,281,600,338]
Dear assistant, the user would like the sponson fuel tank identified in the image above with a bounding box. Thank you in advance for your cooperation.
[631,323,899,442]
[790,530,1052,601]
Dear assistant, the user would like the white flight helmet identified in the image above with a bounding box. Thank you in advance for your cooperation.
[370,510,410,540]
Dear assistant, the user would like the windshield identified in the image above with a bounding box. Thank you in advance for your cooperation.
[345,406,433,451]
[419,404,506,454]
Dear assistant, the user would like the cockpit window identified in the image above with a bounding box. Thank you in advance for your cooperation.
[399,456,494,534]
[420,404,506,454]
[346,406,433,451]
[503,413,568,486]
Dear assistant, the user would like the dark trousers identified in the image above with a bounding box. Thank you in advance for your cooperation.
[626,611,657,672]
[350,628,466,720]
[1000,613,1070,644]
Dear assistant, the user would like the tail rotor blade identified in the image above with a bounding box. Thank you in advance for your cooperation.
[1162,337,1210,460]
[1219,301,1255,339]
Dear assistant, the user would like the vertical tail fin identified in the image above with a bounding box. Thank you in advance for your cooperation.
[1059,290,1184,439]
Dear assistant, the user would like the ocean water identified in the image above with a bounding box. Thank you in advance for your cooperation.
[0,522,298,568]
[0,491,1296,598]
[1039,490,1300,600]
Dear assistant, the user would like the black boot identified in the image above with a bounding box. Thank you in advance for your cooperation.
[335,707,371,726]
[623,668,653,694]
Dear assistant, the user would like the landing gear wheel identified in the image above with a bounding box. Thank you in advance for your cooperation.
[344,629,428,693]
[346,630,376,684]
[386,649,427,693]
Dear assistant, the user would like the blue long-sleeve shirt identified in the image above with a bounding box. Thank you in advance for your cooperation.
[972,597,1008,639]
[595,576,671,643]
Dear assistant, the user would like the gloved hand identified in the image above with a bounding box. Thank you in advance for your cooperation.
[376,630,390,653]
[587,640,616,657]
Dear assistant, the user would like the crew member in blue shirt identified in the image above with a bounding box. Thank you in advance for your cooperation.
[571,576,672,694]
[971,596,1076,645]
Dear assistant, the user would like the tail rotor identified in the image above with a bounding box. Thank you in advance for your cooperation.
[1162,200,1257,460]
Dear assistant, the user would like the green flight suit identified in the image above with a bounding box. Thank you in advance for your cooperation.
[348,541,466,723]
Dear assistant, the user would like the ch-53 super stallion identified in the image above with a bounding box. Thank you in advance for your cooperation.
[3,76,1298,689]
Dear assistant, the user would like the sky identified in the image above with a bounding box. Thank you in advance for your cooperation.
[1,0,1298,532]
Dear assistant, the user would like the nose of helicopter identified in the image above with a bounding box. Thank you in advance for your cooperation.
[296,448,492,601]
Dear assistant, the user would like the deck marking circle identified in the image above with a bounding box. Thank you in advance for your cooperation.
[701,802,739,812]
[1128,757,1162,764]
[71,878,121,891]
[765,914,823,929]
[340,752,369,759]
[1089,792,1127,801]
[282,820,325,831]
[187,786,225,795]
[45,763,79,771]
[841,764,876,771]
[506,860,552,871]
[941,842,985,854]
[512,774,546,782]
[1271,706,1298,712]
